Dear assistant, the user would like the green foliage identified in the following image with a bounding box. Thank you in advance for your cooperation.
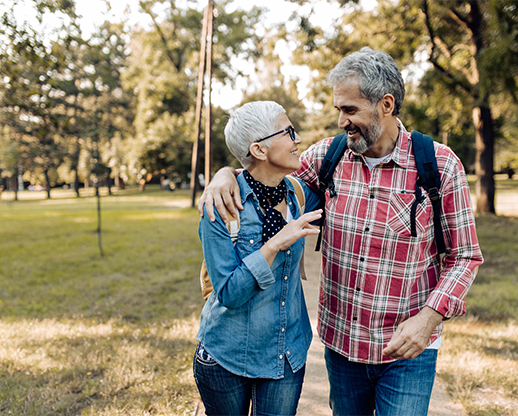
[0,1,136,196]
[123,0,264,183]
[240,32,307,134]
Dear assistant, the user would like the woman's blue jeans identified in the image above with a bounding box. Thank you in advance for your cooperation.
[325,347,437,416]
[193,343,305,416]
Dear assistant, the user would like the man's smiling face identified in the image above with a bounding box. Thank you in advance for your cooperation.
[333,77,384,154]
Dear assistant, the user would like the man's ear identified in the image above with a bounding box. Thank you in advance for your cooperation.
[249,143,268,161]
[380,94,395,117]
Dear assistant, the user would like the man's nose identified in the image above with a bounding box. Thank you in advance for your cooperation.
[338,112,350,130]
[294,133,302,144]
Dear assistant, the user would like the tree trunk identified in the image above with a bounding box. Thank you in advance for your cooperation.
[44,169,51,199]
[72,138,80,197]
[12,177,18,201]
[107,168,112,196]
[473,104,495,214]
[73,168,80,197]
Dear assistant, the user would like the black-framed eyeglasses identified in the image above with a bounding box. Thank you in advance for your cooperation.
[246,125,296,157]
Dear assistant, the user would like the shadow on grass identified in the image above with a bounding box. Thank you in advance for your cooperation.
[0,319,199,415]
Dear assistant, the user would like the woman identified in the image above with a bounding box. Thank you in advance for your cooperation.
[194,101,322,416]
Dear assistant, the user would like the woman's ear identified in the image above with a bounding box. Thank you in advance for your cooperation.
[248,143,268,161]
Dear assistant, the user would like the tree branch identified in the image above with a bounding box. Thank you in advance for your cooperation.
[421,0,473,96]
[140,2,180,71]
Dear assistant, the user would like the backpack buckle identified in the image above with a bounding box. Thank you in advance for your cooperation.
[428,187,440,201]
[329,183,337,198]
[319,180,327,193]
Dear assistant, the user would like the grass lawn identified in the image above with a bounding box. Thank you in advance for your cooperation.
[1,179,518,415]
[0,186,205,415]
[438,214,518,416]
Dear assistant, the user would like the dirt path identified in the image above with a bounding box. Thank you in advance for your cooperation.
[298,234,467,416]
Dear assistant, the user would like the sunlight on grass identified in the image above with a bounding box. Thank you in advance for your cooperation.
[439,319,518,415]
[0,317,200,415]
[0,192,205,414]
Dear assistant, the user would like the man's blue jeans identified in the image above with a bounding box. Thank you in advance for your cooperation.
[325,347,437,416]
[193,343,305,416]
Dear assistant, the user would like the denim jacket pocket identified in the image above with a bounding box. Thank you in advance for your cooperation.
[387,192,432,237]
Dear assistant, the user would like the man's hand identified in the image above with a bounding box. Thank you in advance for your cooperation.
[198,167,242,223]
[382,306,443,360]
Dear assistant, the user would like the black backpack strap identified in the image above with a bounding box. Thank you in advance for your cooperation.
[318,133,348,197]
[411,131,446,254]
[315,133,348,251]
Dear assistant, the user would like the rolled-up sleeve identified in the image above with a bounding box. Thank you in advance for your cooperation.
[199,206,275,309]
[424,152,483,318]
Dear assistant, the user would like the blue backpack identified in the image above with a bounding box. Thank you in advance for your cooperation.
[316,130,446,254]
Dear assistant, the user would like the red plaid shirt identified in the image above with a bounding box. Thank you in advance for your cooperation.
[294,121,483,364]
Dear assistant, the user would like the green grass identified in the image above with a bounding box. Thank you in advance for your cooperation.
[438,212,518,415]
[0,187,203,322]
[464,215,518,321]
[0,186,205,415]
[1,181,518,415]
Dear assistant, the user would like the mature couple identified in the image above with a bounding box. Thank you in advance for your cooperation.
[193,48,483,416]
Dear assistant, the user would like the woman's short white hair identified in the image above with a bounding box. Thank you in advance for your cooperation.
[224,101,286,169]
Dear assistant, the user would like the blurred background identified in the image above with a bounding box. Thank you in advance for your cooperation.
[1,0,516,210]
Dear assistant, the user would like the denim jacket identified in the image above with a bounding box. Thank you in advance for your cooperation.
[197,173,321,379]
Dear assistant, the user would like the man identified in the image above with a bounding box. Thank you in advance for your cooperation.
[198,47,483,416]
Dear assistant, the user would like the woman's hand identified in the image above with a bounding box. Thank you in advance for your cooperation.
[260,209,322,266]
[198,167,242,223]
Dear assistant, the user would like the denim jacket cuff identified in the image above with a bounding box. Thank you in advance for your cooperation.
[242,250,275,289]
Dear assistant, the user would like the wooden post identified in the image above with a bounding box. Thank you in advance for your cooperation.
[190,4,210,207]
[204,0,214,186]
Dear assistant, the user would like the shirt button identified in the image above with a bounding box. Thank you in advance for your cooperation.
[284,276,288,280]
[360,257,365,262]
[370,194,375,199]
[281,302,285,306]
[281,328,285,332]
[353,317,358,321]
[286,250,291,255]
[356,287,361,291]
[365,227,370,232]
[279,355,283,359]
[287,351,291,355]
[250,239,254,244]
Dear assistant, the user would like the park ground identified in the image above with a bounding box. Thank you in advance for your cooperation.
[0,175,517,415]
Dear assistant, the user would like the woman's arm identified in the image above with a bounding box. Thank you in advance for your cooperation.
[199,206,322,309]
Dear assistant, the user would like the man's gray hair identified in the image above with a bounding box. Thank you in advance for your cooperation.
[224,101,286,169]
[327,47,405,115]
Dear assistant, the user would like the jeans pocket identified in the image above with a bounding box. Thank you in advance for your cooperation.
[195,343,218,366]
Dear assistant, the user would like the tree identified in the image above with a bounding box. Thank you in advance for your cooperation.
[420,0,518,213]
[57,21,135,195]
[0,0,77,198]
[123,0,264,185]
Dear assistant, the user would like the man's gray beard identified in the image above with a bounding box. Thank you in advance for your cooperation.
[347,109,383,154]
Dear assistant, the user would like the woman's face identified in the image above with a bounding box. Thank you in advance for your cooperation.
[263,113,302,174]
